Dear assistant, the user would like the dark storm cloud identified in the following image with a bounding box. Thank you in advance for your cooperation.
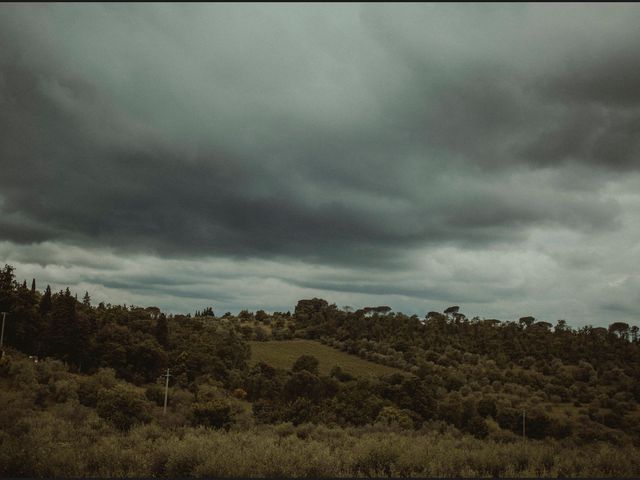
[2,4,638,260]
[538,47,640,107]
[0,55,623,263]
[2,4,640,324]
[519,103,640,170]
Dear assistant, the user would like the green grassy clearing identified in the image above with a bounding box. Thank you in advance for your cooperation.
[248,339,405,378]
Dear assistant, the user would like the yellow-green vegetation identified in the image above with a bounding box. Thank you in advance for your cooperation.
[3,412,640,477]
[2,352,640,478]
[249,339,404,377]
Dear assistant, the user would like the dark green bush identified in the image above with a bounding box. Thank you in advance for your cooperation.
[191,399,234,430]
[96,384,151,431]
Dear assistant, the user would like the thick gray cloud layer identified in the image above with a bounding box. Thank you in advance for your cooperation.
[1,4,640,325]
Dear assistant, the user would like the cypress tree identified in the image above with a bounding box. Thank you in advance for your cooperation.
[40,285,52,314]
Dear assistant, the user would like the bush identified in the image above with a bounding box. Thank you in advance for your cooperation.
[78,368,117,407]
[330,365,354,382]
[96,384,151,431]
[477,397,497,418]
[466,415,489,438]
[51,379,79,403]
[191,400,234,430]
[145,384,165,406]
[292,355,319,375]
[0,354,11,377]
[375,406,414,429]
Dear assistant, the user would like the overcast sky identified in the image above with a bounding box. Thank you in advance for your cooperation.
[2,4,640,326]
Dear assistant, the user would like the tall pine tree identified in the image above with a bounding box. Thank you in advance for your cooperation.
[82,291,91,307]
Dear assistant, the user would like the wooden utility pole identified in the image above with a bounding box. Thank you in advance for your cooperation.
[163,368,171,415]
[0,312,7,350]
[522,410,526,441]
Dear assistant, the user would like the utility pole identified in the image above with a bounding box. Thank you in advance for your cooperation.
[0,312,7,351]
[522,410,526,441]
[163,368,172,415]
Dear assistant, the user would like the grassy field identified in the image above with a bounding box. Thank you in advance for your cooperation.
[248,339,404,378]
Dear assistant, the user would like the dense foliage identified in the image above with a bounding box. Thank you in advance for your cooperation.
[1,264,640,476]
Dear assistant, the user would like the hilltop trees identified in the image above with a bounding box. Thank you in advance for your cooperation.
[295,298,337,327]
[609,322,630,340]
[0,264,251,388]
[196,307,215,317]
[519,316,535,328]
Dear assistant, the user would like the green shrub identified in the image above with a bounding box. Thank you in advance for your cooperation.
[78,368,117,407]
[191,399,234,430]
[292,354,319,374]
[375,406,414,429]
[145,384,165,406]
[96,384,151,431]
[51,379,79,403]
